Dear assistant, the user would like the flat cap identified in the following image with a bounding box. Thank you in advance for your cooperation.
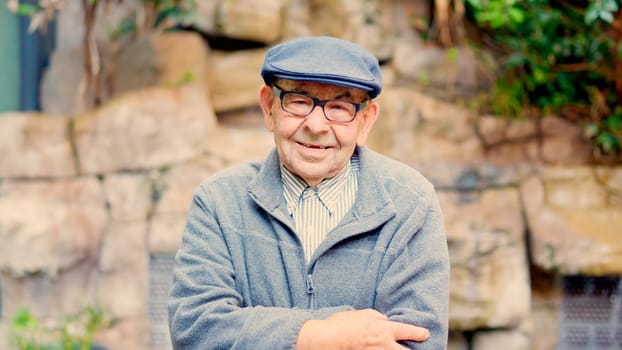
[261,36,382,98]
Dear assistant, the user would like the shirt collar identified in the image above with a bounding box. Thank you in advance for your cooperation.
[281,159,353,215]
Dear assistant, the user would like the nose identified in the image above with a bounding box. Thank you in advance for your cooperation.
[302,105,331,133]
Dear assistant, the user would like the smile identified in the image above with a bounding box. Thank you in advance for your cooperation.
[297,142,331,149]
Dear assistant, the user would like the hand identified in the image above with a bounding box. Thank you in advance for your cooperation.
[296,309,430,350]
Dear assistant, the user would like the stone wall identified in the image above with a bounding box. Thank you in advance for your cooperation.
[1,1,622,349]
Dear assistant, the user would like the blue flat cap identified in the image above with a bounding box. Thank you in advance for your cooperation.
[261,36,382,98]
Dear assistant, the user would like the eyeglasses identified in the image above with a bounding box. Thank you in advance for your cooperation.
[272,85,368,123]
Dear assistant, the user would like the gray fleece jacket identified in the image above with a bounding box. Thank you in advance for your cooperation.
[168,147,449,349]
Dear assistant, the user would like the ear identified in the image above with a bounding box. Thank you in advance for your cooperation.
[356,101,379,147]
[259,85,276,131]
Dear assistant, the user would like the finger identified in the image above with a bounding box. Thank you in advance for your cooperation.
[389,322,430,342]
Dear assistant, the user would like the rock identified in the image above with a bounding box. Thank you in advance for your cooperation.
[522,170,622,274]
[208,48,267,113]
[114,32,210,94]
[95,316,151,350]
[208,125,275,166]
[281,0,313,38]
[305,0,396,61]
[448,332,469,350]
[1,262,100,324]
[74,85,217,174]
[102,173,153,223]
[540,116,592,164]
[440,188,530,329]
[0,178,107,277]
[97,222,148,319]
[0,113,76,178]
[392,41,446,82]
[471,329,531,350]
[478,115,508,145]
[41,31,210,116]
[149,155,226,254]
[544,166,608,209]
[193,0,285,43]
[410,159,533,191]
[370,87,483,164]
[530,272,562,350]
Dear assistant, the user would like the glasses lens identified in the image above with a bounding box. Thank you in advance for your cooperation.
[325,101,357,122]
[280,91,358,122]
[282,93,314,116]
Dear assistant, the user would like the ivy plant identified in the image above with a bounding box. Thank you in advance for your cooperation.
[10,306,108,350]
[464,0,622,161]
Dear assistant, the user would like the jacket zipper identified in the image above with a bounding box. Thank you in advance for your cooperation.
[306,274,315,309]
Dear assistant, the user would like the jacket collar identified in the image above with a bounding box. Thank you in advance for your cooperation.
[248,147,397,240]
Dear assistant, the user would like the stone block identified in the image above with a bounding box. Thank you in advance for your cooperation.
[541,116,592,164]
[149,155,226,253]
[0,178,107,277]
[448,331,469,350]
[471,329,531,350]
[0,113,76,178]
[305,0,396,60]
[440,188,530,330]
[149,214,187,255]
[370,87,483,164]
[543,166,608,209]
[41,31,209,116]
[193,0,284,43]
[1,262,100,325]
[97,222,149,319]
[114,32,210,94]
[207,126,275,166]
[522,172,622,274]
[103,173,153,223]
[413,161,530,191]
[208,49,267,113]
[74,85,217,174]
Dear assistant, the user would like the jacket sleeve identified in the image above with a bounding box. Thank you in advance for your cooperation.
[167,187,352,350]
[375,190,450,350]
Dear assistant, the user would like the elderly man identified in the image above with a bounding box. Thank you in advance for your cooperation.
[168,36,450,349]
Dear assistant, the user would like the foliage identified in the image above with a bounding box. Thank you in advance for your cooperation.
[464,0,622,161]
[10,306,108,350]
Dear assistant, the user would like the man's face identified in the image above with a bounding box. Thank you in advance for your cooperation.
[259,79,379,186]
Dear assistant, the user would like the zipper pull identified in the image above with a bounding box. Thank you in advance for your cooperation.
[306,274,315,294]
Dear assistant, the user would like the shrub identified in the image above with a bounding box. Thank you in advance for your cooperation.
[464,0,622,161]
[10,306,108,350]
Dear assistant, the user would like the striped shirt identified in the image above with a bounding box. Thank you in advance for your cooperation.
[281,155,360,262]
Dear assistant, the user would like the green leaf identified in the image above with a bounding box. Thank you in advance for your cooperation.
[603,0,619,12]
[508,7,525,24]
[599,11,614,23]
[466,0,483,9]
[504,53,527,68]
[584,6,599,24]
[16,3,38,16]
[604,114,622,131]
[597,132,619,152]
[446,47,459,61]
[584,123,599,138]
[12,308,38,330]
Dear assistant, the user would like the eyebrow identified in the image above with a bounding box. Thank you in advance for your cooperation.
[286,86,357,100]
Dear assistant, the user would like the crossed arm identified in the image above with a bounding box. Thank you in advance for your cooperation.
[168,188,449,350]
[296,309,430,349]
